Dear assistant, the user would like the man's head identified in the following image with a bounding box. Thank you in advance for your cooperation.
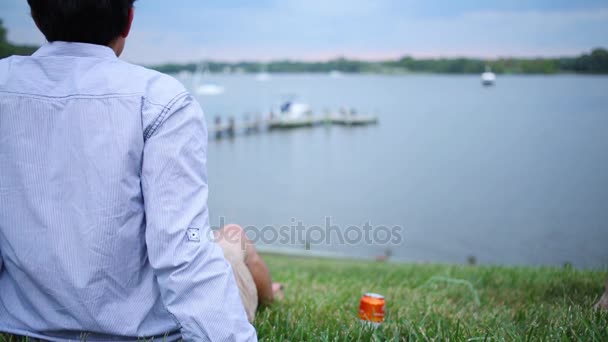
[27,0,135,56]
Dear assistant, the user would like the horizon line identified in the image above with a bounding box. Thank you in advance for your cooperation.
[140,47,606,66]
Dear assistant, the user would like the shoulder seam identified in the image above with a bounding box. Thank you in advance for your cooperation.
[0,90,143,100]
[143,91,189,141]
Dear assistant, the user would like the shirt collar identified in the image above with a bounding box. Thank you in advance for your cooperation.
[32,41,117,59]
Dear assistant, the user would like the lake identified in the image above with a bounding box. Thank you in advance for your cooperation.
[180,73,608,269]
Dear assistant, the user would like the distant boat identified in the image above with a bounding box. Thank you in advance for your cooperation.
[481,66,496,86]
[268,100,322,129]
[256,72,271,82]
[193,63,225,96]
[329,70,343,78]
[256,64,271,82]
[177,70,192,80]
[196,84,225,96]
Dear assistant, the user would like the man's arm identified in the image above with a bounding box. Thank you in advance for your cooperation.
[141,93,256,341]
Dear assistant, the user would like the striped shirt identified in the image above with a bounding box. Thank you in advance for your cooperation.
[0,42,256,341]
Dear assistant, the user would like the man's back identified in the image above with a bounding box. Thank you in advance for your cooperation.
[0,42,256,341]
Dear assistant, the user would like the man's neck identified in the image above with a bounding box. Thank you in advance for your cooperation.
[108,38,124,57]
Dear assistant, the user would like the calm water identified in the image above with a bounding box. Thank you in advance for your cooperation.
[181,74,608,268]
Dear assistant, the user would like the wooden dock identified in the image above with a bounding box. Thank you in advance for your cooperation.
[211,112,378,139]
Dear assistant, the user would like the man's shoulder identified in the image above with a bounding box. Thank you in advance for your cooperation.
[0,56,13,88]
[117,62,201,139]
[116,60,189,106]
[0,55,189,105]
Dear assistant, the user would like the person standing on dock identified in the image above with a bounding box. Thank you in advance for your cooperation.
[228,116,236,137]
[215,115,224,140]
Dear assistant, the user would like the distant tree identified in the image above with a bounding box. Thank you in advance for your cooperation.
[0,19,7,43]
[0,18,38,59]
[589,48,608,73]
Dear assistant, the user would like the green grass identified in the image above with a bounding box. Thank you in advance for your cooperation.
[254,254,607,341]
[2,255,607,341]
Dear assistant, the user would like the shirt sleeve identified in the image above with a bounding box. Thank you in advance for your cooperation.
[141,93,257,342]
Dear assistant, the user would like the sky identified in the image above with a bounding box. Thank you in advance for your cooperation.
[1,0,608,64]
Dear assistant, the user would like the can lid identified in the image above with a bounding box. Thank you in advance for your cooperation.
[365,293,384,299]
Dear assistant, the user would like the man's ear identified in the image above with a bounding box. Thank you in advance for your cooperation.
[121,7,134,38]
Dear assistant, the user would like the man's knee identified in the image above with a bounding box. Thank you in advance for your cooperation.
[215,224,242,241]
[215,224,253,253]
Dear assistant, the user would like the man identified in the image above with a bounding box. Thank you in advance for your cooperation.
[0,1,278,340]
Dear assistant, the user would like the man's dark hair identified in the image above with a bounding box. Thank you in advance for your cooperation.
[27,0,135,46]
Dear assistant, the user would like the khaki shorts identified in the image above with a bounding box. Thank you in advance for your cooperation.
[216,233,258,322]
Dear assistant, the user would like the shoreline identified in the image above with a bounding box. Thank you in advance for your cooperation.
[257,246,608,272]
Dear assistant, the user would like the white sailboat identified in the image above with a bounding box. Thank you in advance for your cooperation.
[256,64,271,82]
[193,63,225,96]
[329,70,343,78]
[196,84,225,96]
[177,70,192,80]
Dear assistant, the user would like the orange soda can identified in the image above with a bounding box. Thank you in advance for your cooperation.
[358,293,385,326]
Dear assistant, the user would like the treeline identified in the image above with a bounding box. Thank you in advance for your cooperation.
[0,20,37,58]
[386,49,608,74]
[153,48,608,75]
